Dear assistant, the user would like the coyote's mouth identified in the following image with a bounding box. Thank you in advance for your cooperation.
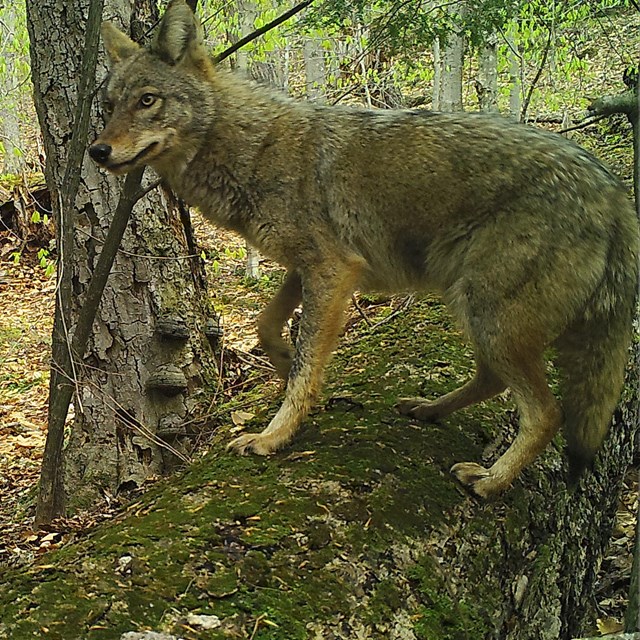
[108,141,160,172]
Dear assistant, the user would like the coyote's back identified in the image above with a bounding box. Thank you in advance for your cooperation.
[90,0,640,498]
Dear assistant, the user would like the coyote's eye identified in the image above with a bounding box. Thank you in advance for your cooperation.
[139,93,157,108]
[102,100,114,116]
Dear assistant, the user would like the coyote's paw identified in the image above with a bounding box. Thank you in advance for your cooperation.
[227,432,278,456]
[397,397,442,422]
[450,462,502,499]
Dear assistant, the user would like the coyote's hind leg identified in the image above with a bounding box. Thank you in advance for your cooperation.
[451,351,562,498]
[398,357,506,421]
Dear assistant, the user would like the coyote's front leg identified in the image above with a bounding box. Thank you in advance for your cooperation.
[228,256,363,456]
[256,270,302,380]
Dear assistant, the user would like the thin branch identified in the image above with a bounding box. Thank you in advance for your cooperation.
[36,0,106,526]
[214,0,313,64]
[37,166,145,525]
[592,9,631,67]
[370,295,415,330]
[90,383,191,464]
[521,25,552,122]
[133,177,162,201]
[351,294,373,327]
[176,196,207,291]
[557,115,606,134]
[496,23,521,63]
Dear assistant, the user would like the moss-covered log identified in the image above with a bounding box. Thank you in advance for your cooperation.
[1,298,637,640]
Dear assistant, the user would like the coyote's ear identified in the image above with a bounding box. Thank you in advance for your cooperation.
[101,22,140,66]
[153,0,200,65]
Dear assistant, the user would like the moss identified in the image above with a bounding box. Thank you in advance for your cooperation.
[0,297,509,638]
[366,579,405,625]
[409,555,489,640]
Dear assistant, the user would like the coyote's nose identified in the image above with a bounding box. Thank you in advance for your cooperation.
[89,143,112,165]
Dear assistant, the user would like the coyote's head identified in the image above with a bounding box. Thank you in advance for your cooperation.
[89,0,212,175]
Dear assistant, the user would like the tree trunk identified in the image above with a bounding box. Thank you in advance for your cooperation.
[434,8,465,114]
[0,4,27,175]
[477,32,498,113]
[435,33,464,111]
[27,0,217,512]
[507,30,522,120]
[432,38,442,110]
[304,36,327,103]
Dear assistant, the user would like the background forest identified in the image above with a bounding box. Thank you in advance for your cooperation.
[0,0,638,639]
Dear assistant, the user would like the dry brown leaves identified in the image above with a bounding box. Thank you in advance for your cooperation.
[0,256,54,565]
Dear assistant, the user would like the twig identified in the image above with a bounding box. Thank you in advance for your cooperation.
[249,614,266,640]
[370,294,415,330]
[351,294,373,327]
[175,195,208,291]
[92,383,192,463]
[234,349,277,372]
[521,25,552,122]
[557,115,606,135]
[214,0,313,64]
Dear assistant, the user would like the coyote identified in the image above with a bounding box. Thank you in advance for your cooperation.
[90,0,639,498]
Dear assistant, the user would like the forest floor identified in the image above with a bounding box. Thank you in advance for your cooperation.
[0,209,638,635]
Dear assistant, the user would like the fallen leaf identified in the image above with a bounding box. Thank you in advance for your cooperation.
[596,617,624,634]
[231,410,255,426]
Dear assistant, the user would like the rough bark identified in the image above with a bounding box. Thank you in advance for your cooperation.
[27,0,217,512]
[34,0,107,524]
[477,32,498,113]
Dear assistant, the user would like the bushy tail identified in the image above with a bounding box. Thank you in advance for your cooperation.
[556,221,639,484]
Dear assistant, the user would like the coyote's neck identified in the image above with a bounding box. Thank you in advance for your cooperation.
[164,72,315,244]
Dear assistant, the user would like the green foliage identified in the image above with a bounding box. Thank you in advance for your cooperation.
[0,3,30,105]
[0,2,31,172]
[198,0,637,124]
[304,0,520,53]
[37,248,55,277]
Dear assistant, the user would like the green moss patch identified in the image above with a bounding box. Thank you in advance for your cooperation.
[1,297,509,639]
